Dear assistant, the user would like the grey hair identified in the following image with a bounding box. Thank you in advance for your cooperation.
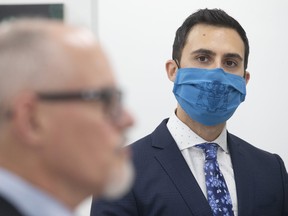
[0,18,72,106]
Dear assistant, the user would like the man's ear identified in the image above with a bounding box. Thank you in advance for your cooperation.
[165,60,178,82]
[244,71,250,85]
[10,92,43,147]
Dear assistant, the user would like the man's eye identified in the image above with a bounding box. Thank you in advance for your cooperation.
[197,56,209,62]
[225,60,237,67]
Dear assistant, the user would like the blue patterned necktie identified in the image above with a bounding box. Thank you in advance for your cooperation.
[196,143,234,216]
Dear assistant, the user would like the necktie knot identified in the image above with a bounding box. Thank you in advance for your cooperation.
[195,143,218,160]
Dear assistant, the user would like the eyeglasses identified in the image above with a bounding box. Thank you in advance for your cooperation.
[37,88,123,122]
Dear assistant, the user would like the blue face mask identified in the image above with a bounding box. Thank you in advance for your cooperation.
[173,67,246,126]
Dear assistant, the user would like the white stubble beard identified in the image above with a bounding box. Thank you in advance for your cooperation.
[101,159,135,200]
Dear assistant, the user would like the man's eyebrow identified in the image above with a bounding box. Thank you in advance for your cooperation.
[224,53,243,61]
[191,49,244,61]
[191,49,216,56]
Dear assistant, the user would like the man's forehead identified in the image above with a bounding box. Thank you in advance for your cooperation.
[185,24,245,56]
[187,24,242,40]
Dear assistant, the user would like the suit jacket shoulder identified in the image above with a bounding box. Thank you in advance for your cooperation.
[228,132,278,157]
[227,132,288,216]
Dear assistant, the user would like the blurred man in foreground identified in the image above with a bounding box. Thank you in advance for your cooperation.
[0,18,134,216]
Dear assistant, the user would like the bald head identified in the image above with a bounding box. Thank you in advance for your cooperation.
[0,18,112,107]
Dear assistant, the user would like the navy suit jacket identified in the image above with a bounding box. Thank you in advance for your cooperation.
[0,196,23,216]
[91,119,288,216]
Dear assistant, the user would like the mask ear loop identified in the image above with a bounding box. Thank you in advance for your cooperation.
[173,59,181,69]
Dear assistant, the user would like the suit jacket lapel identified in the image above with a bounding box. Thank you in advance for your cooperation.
[228,133,255,216]
[151,120,212,216]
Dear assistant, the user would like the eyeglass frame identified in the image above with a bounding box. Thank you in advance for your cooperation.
[36,87,123,123]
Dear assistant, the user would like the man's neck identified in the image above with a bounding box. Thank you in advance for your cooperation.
[176,106,226,142]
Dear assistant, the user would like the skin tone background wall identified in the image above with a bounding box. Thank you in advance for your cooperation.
[1,0,288,215]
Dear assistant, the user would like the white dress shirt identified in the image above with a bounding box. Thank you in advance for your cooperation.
[167,112,238,215]
[0,168,73,216]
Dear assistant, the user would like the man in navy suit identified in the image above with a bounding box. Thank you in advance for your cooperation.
[0,18,134,216]
[91,8,288,216]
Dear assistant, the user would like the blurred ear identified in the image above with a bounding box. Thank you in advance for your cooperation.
[10,92,43,147]
[165,60,178,82]
[245,71,250,85]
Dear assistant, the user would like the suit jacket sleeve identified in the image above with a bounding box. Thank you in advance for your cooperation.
[274,154,288,215]
[90,190,139,216]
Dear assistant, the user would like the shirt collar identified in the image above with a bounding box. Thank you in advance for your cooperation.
[0,168,73,216]
[167,111,228,153]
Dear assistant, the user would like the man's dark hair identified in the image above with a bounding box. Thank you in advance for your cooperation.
[173,8,249,70]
